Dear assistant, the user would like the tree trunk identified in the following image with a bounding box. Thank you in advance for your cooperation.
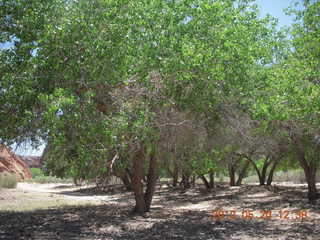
[131,147,146,214]
[228,165,236,186]
[267,160,279,186]
[303,163,318,203]
[142,176,147,183]
[236,160,250,186]
[73,177,83,186]
[260,158,271,186]
[172,162,179,187]
[144,152,158,212]
[209,171,214,188]
[293,136,319,203]
[121,173,132,191]
[191,175,196,187]
[181,174,191,189]
[200,175,210,189]
[247,157,263,185]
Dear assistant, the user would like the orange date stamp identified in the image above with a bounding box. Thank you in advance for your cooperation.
[212,209,308,220]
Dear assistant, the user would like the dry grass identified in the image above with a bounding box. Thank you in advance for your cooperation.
[244,169,320,184]
[0,173,17,189]
[0,183,100,212]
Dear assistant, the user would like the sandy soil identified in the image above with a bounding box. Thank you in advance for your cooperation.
[0,182,319,239]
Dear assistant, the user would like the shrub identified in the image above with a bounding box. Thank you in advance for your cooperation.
[30,168,44,178]
[0,173,18,188]
[28,168,72,184]
[27,175,72,184]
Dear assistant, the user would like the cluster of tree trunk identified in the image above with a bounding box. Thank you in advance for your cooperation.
[111,136,319,215]
[228,158,251,186]
[199,171,215,189]
[246,156,281,186]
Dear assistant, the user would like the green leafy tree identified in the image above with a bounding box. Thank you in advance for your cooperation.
[253,0,320,202]
[1,0,283,213]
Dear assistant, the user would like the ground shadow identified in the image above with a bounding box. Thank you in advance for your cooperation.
[2,183,319,239]
[1,204,318,240]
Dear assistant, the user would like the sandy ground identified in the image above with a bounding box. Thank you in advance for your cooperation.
[0,182,320,239]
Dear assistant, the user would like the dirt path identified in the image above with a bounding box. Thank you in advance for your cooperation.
[0,183,320,239]
[0,182,135,211]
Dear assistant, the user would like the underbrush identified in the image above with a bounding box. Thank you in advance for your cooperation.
[30,168,44,178]
[27,175,72,184]
[28,168,72,184]
[0,173,18,188]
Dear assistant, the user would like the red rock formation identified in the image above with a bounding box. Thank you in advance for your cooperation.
[19,155,43,168]
[0,145,32,180]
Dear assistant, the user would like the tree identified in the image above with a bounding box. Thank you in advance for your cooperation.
[252,0,320,202]
[289,1,320,202]
[1,0,282,214]
[0,0,63,145]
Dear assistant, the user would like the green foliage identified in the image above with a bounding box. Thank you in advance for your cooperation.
[252,0,320,125]
[30,168,44,178]
[28,168,71,184]
[3,0,317,193]
[0,0,63,145]
[0,173,18,189]
[27,175,71,184]
[191,149,221,176]
[248,1,320,180]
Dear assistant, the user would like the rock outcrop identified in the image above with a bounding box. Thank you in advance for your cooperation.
[0,145,32,180]
[19,155,43,168]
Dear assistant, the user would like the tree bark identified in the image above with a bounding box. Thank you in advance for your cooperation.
[228,165,236,186]
[236,159,250,186]
[131,147,146,214]
[181,174,191,189]
[200,175,210,189]
[209,171,214,188]
[191,175,196,187]
[172,161,179,187]
[293,136,319,203]
[260,158,271,186]
[267,160,279,186]
[144,152,158,212]
[303,162,318,202]
[246,157,264,185]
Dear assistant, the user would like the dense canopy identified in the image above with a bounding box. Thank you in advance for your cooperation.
[1,0,319,213]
